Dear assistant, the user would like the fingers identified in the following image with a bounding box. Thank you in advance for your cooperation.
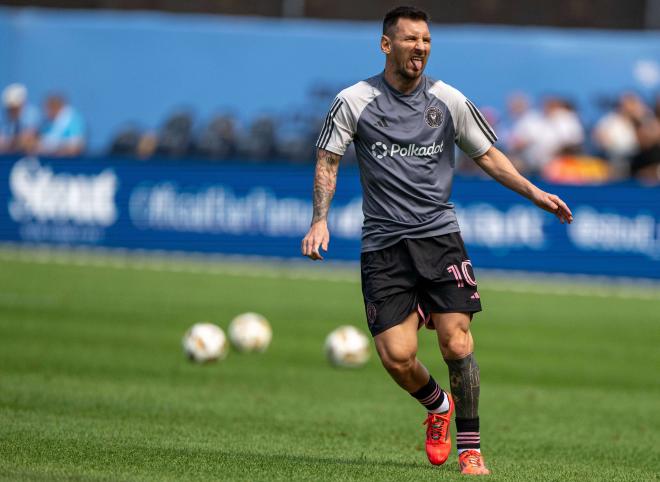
[552,195,572,217]
[548,194,574,224]
[310,242,324,260]
[301,237,321,259]
[301,231,328,260]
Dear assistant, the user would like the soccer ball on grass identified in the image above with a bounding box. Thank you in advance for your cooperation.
[324,325,370,368]
[228,312,272,353]
[182,322,229,363]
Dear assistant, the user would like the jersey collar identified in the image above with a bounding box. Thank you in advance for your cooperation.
[381,73,427,97]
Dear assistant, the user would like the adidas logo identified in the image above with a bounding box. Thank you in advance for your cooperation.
[375,117,389,128]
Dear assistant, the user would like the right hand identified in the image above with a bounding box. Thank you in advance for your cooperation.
[301,221,330,260]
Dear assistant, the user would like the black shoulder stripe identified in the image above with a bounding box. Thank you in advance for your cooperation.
[316,98,341,147]
[466,100,497,143]
[319,99,344,149]
[316,97,340,147]
[465,101,495,144]
[468,99,498,141]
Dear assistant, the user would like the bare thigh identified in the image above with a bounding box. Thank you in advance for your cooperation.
[374,310,420,364]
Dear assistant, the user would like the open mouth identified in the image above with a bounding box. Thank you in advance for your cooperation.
[409,56,424,71]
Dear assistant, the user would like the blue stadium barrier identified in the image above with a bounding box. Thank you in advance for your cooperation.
[1,155,658,279]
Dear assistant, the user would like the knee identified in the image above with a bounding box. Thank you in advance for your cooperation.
[439,331,472,359]
[378,348,417,377]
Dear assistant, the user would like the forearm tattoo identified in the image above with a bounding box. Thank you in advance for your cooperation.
[311,149,340,224]
[446,353,480,419]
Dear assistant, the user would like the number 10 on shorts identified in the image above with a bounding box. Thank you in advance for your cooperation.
[447,261,477,288]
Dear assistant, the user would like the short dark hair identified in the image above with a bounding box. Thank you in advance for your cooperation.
[382,6,430,36]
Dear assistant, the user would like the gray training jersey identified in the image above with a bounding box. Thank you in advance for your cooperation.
[316,73,497,252]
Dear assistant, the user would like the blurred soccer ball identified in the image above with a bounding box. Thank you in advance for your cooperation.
[324,325,370,368]
[228,312,272,353]
[182,323,229,363]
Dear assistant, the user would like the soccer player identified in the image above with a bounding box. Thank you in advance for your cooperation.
[301,6,573,476]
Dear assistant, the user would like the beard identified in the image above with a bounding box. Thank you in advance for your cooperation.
[397,63,424,80]
[393,53,426,80]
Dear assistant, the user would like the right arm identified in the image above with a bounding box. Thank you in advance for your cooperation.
[301,148,341,260]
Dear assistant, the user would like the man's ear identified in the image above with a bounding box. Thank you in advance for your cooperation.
[381,35,391,54]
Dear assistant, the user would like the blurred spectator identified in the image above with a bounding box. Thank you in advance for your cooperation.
[275,112,318,164]
[137,133,158,159]
[543,97,585,157]
[38,94,86,157]
[154,111,194,158]
[542,154,611,185]
[109,125,142,158]
[504,93,547,173]
[0,83,40,154]
[623,93,660,183]
[237,116,277,161]
[194,114,237,160]
[538,98,601,184]
[593,93,640,177]
[502,94,585,175]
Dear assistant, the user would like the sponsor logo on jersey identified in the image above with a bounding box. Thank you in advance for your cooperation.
[425,106,443,128]
[370,140,444,159]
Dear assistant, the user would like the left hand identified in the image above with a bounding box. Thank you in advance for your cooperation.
[531,189,573,224]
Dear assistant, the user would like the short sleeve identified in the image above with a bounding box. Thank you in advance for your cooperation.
[454,97,497,158]
[315,96,355,156]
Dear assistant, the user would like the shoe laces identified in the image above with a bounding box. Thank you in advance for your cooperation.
[460,450,483,467]
[423,413,448,442]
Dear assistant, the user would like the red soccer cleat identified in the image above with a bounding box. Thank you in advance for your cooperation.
[422,393,454,465]
[458,449,491,475]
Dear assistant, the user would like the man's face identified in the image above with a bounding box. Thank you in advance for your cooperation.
[382,18,431,80]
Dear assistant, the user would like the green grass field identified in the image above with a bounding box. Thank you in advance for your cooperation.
[0,249,659,481]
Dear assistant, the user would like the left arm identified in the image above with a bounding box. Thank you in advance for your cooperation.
[474,145,573,224]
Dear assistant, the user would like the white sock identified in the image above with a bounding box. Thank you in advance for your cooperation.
[458,448,481,455]
[428,391,450,413]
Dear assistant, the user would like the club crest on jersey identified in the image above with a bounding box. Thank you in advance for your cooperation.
[424,106,443,128]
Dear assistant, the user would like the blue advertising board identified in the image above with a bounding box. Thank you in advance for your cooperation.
[0,155,658,279]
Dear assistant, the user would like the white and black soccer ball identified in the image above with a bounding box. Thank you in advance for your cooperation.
[228,312,272,353]
[182,323,229,363]
[324,325,370,368]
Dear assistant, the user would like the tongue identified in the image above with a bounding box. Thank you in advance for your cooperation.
[411,59,422,70]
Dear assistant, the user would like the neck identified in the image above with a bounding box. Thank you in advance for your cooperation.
[383,66,422,95]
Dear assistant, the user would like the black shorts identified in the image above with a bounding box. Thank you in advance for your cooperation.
[360,232,482,337]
